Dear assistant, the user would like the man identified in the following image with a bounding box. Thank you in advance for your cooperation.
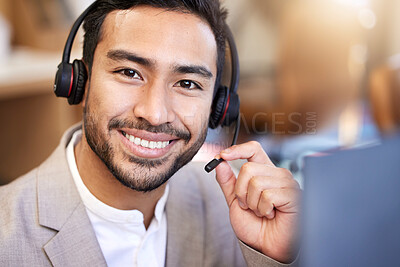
[0,0,300,266]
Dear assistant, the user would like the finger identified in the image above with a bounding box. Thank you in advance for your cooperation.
[258,188,301,219]
[215,160,237,208]
[235,164,295,209]
[266,209,276,220]
[258,189,276,219]
[246,175,294,214]
[220,141,274,166]
[235,162,274,209]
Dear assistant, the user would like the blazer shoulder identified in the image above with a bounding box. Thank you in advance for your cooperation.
[0,167,39,213]
[0,169,42,254]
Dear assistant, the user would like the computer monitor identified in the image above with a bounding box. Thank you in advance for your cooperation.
[300,135,400,267]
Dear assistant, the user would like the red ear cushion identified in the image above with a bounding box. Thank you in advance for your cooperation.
[209,86,228,129]
[221,92,240,127]
[68,60,88,105]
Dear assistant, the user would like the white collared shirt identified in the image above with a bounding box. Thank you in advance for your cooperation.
[66,129,168,267]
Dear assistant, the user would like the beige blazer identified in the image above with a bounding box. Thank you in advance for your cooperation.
[0,125,289,267]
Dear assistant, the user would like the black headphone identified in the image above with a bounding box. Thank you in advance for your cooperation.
[53,1,240,130]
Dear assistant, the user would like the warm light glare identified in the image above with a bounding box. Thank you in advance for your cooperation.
[332,0,370,8]
[358,8,376,29]
[350,44,368,65]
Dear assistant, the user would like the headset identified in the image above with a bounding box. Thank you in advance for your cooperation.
[53,1,240,172]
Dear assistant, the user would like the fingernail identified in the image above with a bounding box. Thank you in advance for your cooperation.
[238,199,247,209]
[266,210,275,220]
[222,148,232,154]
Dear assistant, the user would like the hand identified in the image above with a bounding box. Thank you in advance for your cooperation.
[215,141,301,263]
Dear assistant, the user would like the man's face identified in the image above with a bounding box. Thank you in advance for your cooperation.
[83,6,217,192]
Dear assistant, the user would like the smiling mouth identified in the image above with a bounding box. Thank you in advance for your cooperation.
[121,131,173,149]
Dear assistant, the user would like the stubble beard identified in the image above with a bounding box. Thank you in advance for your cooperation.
[83,103,208,192]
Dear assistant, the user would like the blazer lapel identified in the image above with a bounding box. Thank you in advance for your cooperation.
[36,125,205,266]
[165,164,205,267]
[37,125,106,267]
[43,202,107,266]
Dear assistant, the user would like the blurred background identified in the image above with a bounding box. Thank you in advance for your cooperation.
[0,0,399,185]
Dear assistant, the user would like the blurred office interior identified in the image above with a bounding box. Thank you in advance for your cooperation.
[0,0,399,185]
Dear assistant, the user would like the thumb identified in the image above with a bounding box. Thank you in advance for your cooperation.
[215,160,237,208]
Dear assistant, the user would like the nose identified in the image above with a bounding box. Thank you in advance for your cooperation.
[133,81,175,126]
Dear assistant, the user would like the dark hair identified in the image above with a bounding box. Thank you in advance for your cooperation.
[82,0,228,89]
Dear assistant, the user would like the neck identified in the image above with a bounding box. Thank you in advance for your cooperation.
[74,132,166,229]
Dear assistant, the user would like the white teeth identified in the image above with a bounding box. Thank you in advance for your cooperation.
[141,139,149,147]
[124,133,170,149]
[134,137,141,145]
[149,141,155,149]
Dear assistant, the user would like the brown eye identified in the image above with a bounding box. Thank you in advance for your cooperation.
[175,80,201,90]
[114,68,142,80]
[122,69,140,79]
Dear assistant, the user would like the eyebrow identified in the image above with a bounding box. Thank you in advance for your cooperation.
[107,49,154,67]
[173,65,213,79]
[107,49,213,79]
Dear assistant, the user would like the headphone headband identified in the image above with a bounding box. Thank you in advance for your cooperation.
[54,1,240,129]
[225,26,240,95]
[60,2,239,93]
[62,2,97,63]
